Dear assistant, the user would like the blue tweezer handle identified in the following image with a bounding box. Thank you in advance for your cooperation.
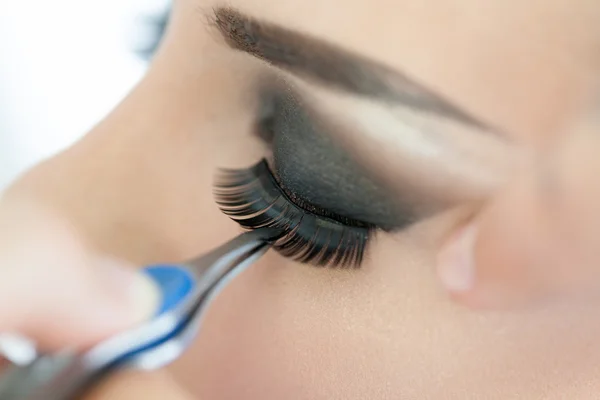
[143,265,197,316]
[0,230,273,400]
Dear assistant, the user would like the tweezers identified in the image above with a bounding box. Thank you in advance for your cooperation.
[0,227,278,400]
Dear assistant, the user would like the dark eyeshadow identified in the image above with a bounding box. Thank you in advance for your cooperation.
[260,88,415,230]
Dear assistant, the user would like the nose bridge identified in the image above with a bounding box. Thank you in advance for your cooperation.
[3,49,261,264]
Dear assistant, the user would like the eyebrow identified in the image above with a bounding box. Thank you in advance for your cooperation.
[212,7,492,130]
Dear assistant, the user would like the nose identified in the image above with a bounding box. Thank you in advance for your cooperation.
[2,45,262,266]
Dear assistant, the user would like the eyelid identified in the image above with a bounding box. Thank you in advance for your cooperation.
[292,87,513,210]
[269,163,375,230]
[258,85,417,229]
[214,159,374,267]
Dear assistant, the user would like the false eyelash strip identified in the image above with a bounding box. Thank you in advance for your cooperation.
[214,160,373,267]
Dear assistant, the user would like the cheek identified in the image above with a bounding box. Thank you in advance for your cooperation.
[167,220,600,400]
[167,233,448,399]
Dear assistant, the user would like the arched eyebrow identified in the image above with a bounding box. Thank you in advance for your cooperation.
[212,6,494,131]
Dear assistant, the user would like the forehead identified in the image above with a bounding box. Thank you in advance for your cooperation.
[198,0,599,141]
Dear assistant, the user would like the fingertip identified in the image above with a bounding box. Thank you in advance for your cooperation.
[94,257,161,324]
[8,256,161,350]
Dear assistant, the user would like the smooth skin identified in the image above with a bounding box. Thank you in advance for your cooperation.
[3,0,600,398]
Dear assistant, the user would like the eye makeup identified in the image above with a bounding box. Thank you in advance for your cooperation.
[213,80,421,267]
[211,6,513,268]
[214,160,374,267]
[259,86,416,229]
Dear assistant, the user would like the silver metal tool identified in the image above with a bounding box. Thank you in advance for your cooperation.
[0,228,277,400]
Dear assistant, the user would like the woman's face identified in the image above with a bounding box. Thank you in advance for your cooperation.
[9,0,600,398]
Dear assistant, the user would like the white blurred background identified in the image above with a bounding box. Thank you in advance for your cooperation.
[0,0,169,189]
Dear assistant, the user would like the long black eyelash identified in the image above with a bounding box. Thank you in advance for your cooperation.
[214,159,375,268]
